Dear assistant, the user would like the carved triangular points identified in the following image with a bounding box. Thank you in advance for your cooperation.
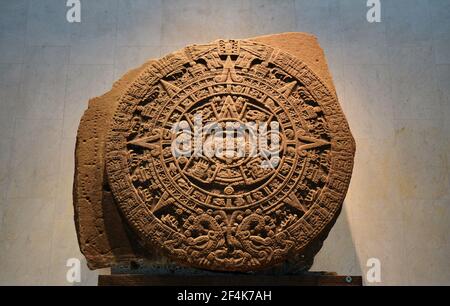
[128,136,159,150]
[223,55,235,69]
[284,193,307,213]
[160,79,181,97]
[277,81,297,98]
[152,191,172,213]
[298,134,330,151]
[219,96,239,119]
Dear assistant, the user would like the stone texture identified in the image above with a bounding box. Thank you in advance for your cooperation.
[74,63,150,269]
[74,32,355,272]
[1,2,448,285]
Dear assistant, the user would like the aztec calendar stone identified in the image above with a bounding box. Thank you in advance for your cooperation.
[103,38,355,272]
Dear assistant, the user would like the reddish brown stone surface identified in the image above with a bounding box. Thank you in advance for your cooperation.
[74,33,355,271]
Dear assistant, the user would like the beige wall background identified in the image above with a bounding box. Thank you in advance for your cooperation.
[0,0,449,285]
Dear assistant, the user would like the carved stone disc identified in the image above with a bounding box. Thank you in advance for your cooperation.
[105,39,355,271]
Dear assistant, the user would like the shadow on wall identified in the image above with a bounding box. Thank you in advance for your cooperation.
[311,203,362,278]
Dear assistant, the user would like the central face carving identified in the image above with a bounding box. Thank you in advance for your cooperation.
[169,93,285,209]
[105,39,355,272]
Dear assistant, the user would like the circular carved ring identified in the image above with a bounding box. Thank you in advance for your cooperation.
[105,39,355,271]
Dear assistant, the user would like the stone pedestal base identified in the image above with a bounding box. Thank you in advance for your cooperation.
[98,273,363,286]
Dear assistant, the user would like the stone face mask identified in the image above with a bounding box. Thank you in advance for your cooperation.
[74,33,356,273]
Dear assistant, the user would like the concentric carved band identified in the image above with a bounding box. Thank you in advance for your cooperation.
[105,39,355,271]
